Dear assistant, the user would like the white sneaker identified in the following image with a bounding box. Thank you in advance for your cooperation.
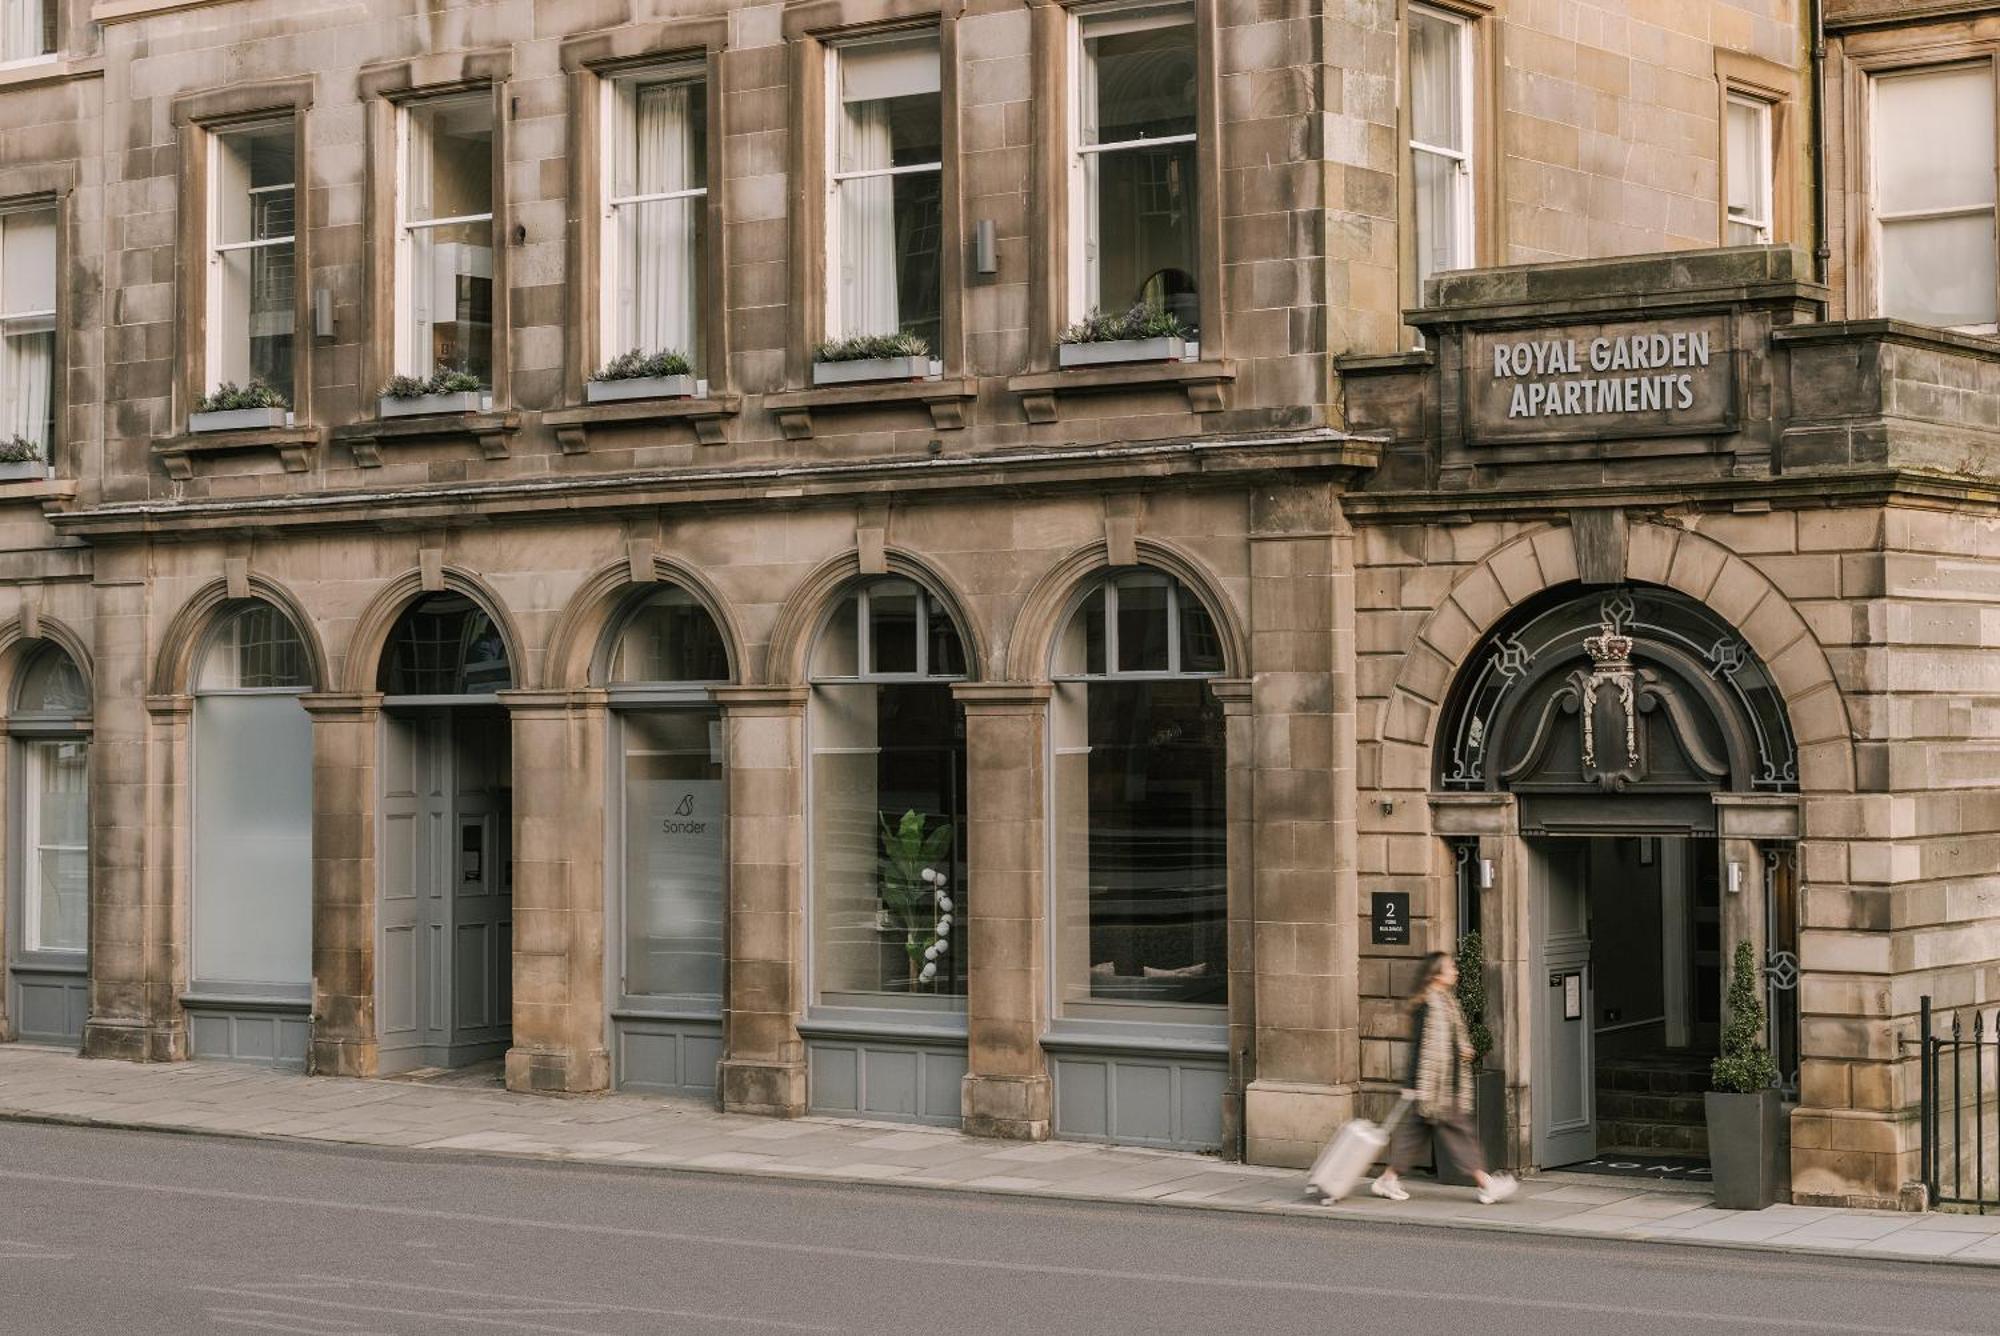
[1370,1175,1410,1202]
[1478,1174,1518,1205]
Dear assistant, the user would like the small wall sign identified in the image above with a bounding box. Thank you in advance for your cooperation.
[1370,892,1411,946]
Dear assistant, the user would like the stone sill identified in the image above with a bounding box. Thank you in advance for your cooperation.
[1006,359,1235,424]
[763,376,978,439]
[543,394,741,452]
[1335,349,1434,375]
[154,426,323,480]
[0,478,77,510]
[0,55,101,90]
[333,411,522,467]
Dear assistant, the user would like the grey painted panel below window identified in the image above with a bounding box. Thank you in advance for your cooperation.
[11,969,85,1045]
[186,1005,309,1069]
[806,1036,965,1127]
[614,1018,721,1099]
[1052,1050,1225,1150]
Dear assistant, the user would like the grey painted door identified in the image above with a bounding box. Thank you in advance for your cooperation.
[378,710,511,1072]
[1533,839,1596,1167]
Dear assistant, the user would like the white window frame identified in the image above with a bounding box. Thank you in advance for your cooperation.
[599,62,708,370]
[0,0,55,71]
[1066,3,1199,324]
[823,32,944,343]
[206,118,296,396]
[393,94,496,381]
[1870,61,2000,333]
[1725,91,1774,246]
[1409,3,1476,283]
[20,736,85,957]
[0,200,56,461]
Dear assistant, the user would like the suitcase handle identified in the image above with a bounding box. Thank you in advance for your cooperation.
[1380,1095,1416,1135]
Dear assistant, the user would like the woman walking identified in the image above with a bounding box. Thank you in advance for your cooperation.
[1372,950,1517,1205]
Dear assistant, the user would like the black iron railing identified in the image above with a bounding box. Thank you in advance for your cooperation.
[1918,996,2000,1212]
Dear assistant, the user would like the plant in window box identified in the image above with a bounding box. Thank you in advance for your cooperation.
[586,348,700,404]
[190,380,292,434]
[877,809,956,991]
[1706,939,1785,1209]
[379,365,488,419]
[1057,304,1191,368]
[811,331,936,387]
[0,436,44,481]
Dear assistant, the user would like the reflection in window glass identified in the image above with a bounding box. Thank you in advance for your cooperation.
[401,94,495,385]
[379,593,513,695]
[831,33,943,353]
[210,121,296,396]
[23,737,86,954]
[607,586,729,683]
[1051,569,1226,1025]
[15,645,87,716]
[810,579,963,679]
[193,693,311,988]
[1874,64,1999,329]
[1076,9,1199,334]
[198,602,312,691]
[623,710,725,998]
[868,581,919,675]
[608,70,708,370]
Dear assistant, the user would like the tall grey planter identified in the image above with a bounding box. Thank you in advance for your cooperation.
[1706,1088,1783,1209]
[1436,1067,1508,1185]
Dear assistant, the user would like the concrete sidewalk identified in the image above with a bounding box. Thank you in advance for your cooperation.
[0,1044,1990,1266]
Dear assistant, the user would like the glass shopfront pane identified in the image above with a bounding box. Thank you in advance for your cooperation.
[622,710,725,999]
[1085,139,1197,330]
[26,737,86,954]
[1882,214,1999,329]
[408,218,494,386]
[379,594,512,695]
[811,681,966,1008]
[199,602,312,691]
[608,586,729,683]
[1084,17,1196,145]
[193,693,311,988]
[868,581,919,675]
[833,35,942,352]
[16,646,87,716]
[1055,679,1226,1023]
[1116,576,1171,673]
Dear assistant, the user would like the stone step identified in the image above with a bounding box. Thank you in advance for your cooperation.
[1598,1118,1710,1155]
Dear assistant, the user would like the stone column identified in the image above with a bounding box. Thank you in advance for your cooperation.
[1210,678,1254,1157]
[83,684,190,1063]
[302,692,382,1077]
[955,683,1052,1141]
[1242,486,1354,1167]
[716,685,808,1117]
[501,689,611,1094]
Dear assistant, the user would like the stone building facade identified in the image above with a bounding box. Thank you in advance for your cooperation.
[0,0,1991,1210]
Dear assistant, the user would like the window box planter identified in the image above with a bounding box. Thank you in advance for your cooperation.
[812,356,934,387]
[1058,336,1186,368]
[0,460,46,482]
[379,391,486,419]
[190,406,291,434]
[1705,1088,1784,1210]
[585,374,699,404]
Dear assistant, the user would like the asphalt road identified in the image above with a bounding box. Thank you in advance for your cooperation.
[0,1122,1994,1336]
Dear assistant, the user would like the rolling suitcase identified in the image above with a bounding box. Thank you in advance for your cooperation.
[1305,1097,1412,1202]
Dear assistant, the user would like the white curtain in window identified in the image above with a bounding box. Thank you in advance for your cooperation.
[837,99,898,337]
[404,110,437,371]
[3,327,50,445]
[628,83,696,356]
[1410,9,1467,285]
[1876,65,1999,329]
[1,0,44,63]
[1,208,54,448]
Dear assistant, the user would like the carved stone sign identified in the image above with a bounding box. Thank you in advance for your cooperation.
[1466,315,1735,444]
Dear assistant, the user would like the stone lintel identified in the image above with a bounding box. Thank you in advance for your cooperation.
[1427,791,1519,836]
[1713,793,1801,840]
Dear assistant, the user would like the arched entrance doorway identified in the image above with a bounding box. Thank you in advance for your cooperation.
[1436,584,1800,1172]
[375,592,515,1075]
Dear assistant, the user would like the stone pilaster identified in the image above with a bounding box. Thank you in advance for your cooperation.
[83,683,189,1064]
[302,692,382,1077]
[715,685,808,1118]
[1211,677,1255,1159]
[500,689,611,1094]
[1242,484,1356,1167]
[955,682,1052,1141]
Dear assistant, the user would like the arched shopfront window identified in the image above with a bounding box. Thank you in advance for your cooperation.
[378,593,513,696]
[1051,570,1226,1025]
[13,644,89,959]
[192,601,314,994]
[604,585,731,1012]
[809,579,968,1012]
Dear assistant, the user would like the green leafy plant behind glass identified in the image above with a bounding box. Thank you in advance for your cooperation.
[879,809,955,990]
[1711,939,1780,1093]
[1456,930,1492,1067]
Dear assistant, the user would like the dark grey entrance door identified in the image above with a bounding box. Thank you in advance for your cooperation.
[1533,839,1596,1167]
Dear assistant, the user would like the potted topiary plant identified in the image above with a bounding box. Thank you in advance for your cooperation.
[1057,303,1191,368]
[1706,939,1784,1209]
[878,809,955,992]
[189,380,291,433]
[811,331,935,386]
[586,348,699,404]
[1439,930,1504,1185]
[379,365,486,418]
[0,435,44,481]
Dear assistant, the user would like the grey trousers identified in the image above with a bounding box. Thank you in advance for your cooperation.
[1386,1108,1484,1178]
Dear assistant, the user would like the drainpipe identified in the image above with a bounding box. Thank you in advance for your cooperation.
[1809,0,1830,286]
